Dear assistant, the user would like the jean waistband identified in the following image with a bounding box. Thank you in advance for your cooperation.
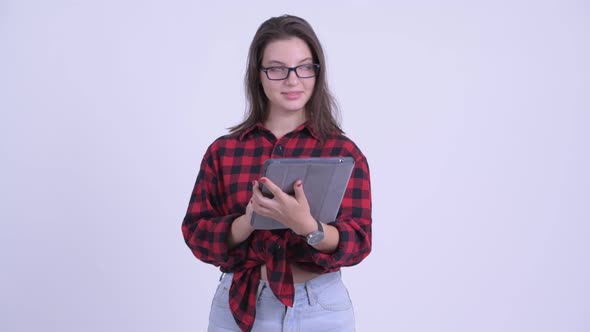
[220,270,342,306]
[220,270,341,288]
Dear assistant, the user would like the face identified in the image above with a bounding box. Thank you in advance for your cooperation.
[260,37,316,117]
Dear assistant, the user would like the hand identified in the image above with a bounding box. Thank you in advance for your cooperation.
[251,178,318,236]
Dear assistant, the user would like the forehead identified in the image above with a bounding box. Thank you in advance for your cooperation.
[262,37,313,64]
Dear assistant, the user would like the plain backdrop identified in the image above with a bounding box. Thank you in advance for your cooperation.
[1,1,589,331]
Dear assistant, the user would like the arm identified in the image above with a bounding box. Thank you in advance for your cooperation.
[250,154,372,265]
[227,205,255,250]
[309,223,340,253]
[252,180,340,254]
[307,155,372,269]
[181,149,253,270]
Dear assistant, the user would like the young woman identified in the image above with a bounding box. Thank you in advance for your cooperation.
[182,14,372,332]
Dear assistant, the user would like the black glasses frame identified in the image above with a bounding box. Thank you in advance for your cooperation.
[260,64,320,81]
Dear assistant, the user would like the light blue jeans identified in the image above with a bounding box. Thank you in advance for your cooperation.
[208,271,356,332]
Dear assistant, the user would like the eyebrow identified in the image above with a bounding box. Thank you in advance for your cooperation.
[265,57,314,66]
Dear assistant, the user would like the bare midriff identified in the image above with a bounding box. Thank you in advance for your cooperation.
[260,263,320,283]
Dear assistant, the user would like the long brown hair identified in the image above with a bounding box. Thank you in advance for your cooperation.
[229,14,343,140]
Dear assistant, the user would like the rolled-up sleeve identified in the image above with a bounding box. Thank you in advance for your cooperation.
[181,147,249,270]
[308,154,372,269]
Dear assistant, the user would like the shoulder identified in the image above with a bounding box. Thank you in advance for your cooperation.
[324,133,368,162]
[199,133,240,167]
[205,133,241,153]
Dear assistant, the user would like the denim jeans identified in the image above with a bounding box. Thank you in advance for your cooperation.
[208,271,356,332]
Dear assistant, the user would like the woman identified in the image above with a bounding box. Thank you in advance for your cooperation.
[182,14,372,332]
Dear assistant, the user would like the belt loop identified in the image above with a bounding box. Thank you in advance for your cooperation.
[305,282,315,306]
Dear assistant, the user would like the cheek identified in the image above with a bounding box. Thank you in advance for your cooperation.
[260,80,274,99]
[305,79,316,96]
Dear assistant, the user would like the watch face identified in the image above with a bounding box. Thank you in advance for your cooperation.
[307,231,324,245]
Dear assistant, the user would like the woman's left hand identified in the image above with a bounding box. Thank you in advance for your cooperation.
[251,177,318,236]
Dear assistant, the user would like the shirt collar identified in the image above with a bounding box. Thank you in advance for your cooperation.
[238,121,320,141]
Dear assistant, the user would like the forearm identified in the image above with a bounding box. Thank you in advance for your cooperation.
[227,214,255,250]
[182,212,249,269]
[307,218,371,269]
[310,223,339,253]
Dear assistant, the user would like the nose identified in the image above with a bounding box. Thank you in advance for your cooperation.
[285,68,299,85]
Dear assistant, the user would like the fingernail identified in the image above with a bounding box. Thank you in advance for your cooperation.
[260,178,267,183]
[296,181,302,187]
[252,180,256,186]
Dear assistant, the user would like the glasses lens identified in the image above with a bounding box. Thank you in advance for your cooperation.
[266,67,289,80]
[263,65,319,80]
[296,64,318,78]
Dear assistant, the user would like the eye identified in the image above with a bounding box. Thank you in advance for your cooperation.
[268,67,288,73]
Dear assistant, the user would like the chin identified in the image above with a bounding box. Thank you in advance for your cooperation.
[274,102,306,113]
[285,106,306,113]
[269,95,311,114]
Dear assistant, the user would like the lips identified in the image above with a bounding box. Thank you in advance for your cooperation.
[282,91,304,100]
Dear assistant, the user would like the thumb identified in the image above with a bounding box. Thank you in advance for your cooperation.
[293,180,308,205]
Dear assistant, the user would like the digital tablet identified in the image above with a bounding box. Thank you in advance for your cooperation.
[250,157,355,230]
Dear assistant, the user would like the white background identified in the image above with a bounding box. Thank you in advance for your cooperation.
[1,1,589,331]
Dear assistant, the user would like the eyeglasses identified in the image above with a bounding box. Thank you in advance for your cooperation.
[261,64,320,81]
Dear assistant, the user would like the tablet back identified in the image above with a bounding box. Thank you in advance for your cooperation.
[251,157,355,230]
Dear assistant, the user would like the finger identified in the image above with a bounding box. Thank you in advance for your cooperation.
[293,180,308,205]
[252,180,270,201]
[251,180,262,202]
[251,188,265,207]
[251,181,275,207]
[259,177,285,199]
[252,180,262,195]
[251,201,277,218]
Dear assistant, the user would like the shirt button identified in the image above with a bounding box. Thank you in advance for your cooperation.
[275,145,284,155]
[273,244,283,254]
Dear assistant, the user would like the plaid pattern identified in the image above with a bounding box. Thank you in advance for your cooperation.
[182,122,372,332]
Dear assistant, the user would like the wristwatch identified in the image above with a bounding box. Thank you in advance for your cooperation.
[305,219,324,245]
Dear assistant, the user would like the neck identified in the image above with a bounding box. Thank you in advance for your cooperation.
[265,110,307,139]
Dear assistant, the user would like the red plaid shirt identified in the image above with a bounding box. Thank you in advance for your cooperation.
[182,122,372,332]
